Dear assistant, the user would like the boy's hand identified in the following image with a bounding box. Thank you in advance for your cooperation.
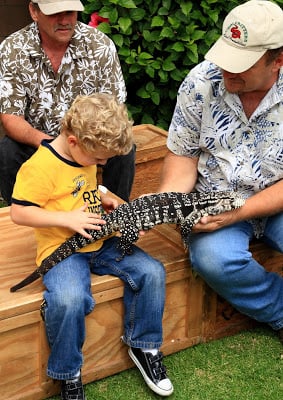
[66,203,106,240]
[101,195,119,214]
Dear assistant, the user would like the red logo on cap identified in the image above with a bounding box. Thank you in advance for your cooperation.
[230,25,241,39]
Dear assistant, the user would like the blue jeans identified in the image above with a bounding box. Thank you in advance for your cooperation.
[188,214,283,331]
[42,237,165,380]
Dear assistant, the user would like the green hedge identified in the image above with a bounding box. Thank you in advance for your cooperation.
[80,0,283,129]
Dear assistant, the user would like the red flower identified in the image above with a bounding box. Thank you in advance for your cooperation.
[88,12,109,28]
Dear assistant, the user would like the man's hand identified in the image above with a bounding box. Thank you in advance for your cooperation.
[192,209,240,233]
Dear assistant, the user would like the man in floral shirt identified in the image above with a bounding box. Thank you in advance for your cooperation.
[0,0,134,204]
[158,0,283,344]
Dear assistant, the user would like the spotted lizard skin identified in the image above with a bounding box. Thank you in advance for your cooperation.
[10,191,245,292]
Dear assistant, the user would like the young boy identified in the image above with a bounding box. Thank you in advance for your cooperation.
[10,94,173,399]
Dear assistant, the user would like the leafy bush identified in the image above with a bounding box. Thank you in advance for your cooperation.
[80,0,246,129]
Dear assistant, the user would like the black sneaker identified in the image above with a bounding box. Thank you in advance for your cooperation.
[61,374,85,400]
[128,347,173,396]
[278,328,283,345]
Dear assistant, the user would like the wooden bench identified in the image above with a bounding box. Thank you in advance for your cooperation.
[0,125,282,400]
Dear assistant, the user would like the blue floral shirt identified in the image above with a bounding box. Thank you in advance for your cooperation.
[168,60,283,236]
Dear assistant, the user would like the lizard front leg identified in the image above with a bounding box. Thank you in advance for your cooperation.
[115,222,140,261]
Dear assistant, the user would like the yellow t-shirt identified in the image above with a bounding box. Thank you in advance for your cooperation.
[12,140,106,265]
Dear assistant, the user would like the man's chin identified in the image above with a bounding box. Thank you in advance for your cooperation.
[54,30,74,41]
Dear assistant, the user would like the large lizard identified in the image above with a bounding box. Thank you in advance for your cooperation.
[10,191,245,292]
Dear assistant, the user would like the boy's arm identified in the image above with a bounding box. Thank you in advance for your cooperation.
[10,203,106,240]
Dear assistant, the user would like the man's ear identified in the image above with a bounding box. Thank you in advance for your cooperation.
[274,51,283,69]
[29,2,39,22]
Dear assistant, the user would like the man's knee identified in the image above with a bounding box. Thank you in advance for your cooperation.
[188,232,239,283]
[264,213,283,252]
[189,247,224,282]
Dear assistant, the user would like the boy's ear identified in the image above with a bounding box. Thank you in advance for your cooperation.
[67,135,78,146]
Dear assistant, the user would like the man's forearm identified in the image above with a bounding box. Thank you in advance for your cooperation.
[237,180,283,221]
[158,151,283,222]
[0,113,51,148]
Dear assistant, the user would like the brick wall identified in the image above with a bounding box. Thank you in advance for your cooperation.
[0,0,31,43]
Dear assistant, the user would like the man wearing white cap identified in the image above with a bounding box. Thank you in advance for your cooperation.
[158,0,283,345]
[0,0,135,205]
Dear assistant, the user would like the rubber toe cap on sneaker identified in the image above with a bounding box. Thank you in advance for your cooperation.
[157,378,174,395]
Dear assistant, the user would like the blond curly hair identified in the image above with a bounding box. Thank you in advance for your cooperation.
[61,93,133,155]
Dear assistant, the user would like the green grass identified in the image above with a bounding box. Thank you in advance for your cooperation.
[48,327,282,400]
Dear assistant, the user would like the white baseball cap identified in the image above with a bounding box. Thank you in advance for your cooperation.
[32,0,84,15]
[205,0,283,73]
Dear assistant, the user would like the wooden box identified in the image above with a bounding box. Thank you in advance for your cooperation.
[1,203,282,400]
[131,124,168,199]
[0,207,200,400]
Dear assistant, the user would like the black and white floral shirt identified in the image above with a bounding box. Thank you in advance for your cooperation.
[0,21,126,136]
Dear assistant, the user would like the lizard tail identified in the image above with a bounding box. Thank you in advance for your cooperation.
[10,269,41,292]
